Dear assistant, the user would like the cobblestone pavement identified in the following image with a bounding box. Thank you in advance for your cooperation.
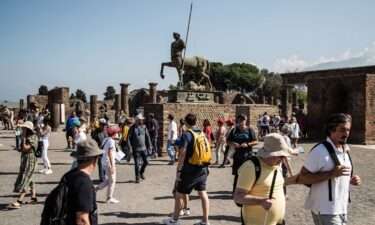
[0,128,373,225]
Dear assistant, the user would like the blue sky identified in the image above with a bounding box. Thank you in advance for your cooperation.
[1,0,375,102]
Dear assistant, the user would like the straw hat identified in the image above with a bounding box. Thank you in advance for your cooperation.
[71,140,104,158]
[257,133,291,158]
[19,121,36,133]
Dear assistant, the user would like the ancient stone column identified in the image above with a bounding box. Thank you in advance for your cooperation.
[19,99,24,110]
[120,83,130,116]
[27,95,36,108]
[281,86,289,117]
[115,94,121,122]
[51,103,60,132]
[292,91,299,112]
[262,96,266,104]
[270,96,275,105]
[90,95,98,122]
[149,83,158,103]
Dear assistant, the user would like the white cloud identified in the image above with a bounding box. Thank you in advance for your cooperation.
[273,42,375,73]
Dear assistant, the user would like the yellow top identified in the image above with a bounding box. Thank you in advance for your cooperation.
[237,158,285,225]
[121,125,130,141]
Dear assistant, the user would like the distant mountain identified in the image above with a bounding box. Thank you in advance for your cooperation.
[304,49,375,71]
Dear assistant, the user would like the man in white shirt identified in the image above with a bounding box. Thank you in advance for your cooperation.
[166,114,178,165]
[297,113,361,225]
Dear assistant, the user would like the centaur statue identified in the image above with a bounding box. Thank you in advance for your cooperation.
[160,32,212,91]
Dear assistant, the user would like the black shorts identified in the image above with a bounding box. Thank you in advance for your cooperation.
[66,130,73,139]
[177,168,208,194]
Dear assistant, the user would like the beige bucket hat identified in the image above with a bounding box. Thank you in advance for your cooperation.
[19,121,36,133]
[71,139,104,158]
[257,133,291,158]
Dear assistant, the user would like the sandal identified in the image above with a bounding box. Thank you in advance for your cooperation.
[8,200,23,209]
[25,197,38,204]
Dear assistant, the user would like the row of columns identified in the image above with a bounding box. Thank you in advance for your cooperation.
[89,83,158,121]
[280,85,299,117]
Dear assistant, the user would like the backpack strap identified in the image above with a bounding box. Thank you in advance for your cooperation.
[321,140,340,202]
[248,156,261,186]
[101,138,110,149]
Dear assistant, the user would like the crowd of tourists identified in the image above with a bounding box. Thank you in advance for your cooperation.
[4,107,361,225]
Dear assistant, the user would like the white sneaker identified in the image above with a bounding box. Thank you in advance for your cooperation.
[44,169,53,174]
[194,219,210,225]
[180,208,191,216]
[106,197,120,204]
[162,217,180,225]
[38,169,47,174]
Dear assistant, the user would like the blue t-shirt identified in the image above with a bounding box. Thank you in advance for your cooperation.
[66,116,79,133]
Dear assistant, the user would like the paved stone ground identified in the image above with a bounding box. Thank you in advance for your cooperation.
[0,127,374,225]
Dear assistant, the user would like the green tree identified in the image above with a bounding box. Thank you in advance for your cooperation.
[104,86,116,100]
[38,85,48,95]
[76,89,87,103]
[257,69,282,100]
[69,93,75,100]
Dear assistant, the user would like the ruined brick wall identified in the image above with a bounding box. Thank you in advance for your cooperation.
[307,74,367,143]
[144,103,236,155]
[27,95,48,109]
[365,74,375,144]
[236,105,280,134]
[144,103,279,155]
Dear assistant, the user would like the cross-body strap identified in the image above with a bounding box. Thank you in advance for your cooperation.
[269,168,278,199]
[321,140,340,201]
[101,138,110,149]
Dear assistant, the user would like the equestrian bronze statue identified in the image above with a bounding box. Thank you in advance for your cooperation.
[160,32,212,91]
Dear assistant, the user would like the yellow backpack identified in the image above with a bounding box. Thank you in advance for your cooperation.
[187,129,211,166]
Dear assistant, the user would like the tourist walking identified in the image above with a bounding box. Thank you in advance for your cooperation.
[297,113,361,225]
[37,118,52,174]
[289,117,300,148]
[67,140,102,224]
[213,119,226,165]
[96,126,121,203]
[91,118,108,183]
[219,119,236,168]
[163,113,211,225]
[145,113,159,158]
[127,114,152,183]
[227,115,258,194]
[233,133,298,225]
[9,121,38,209]
[166,114,178,165]
[65,111,79,149]
[203,119,213,145]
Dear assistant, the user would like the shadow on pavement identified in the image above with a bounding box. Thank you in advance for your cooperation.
[101,211,166,219]
[0,171,18,175]
[182,215,241,223]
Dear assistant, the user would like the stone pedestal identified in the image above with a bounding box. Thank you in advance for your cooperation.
[168,90,221,103]
[149,83,158,103]
[120,83,130,116]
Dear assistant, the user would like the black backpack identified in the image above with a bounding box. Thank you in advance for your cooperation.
[40,173,72,225]
[307,140,353,201]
